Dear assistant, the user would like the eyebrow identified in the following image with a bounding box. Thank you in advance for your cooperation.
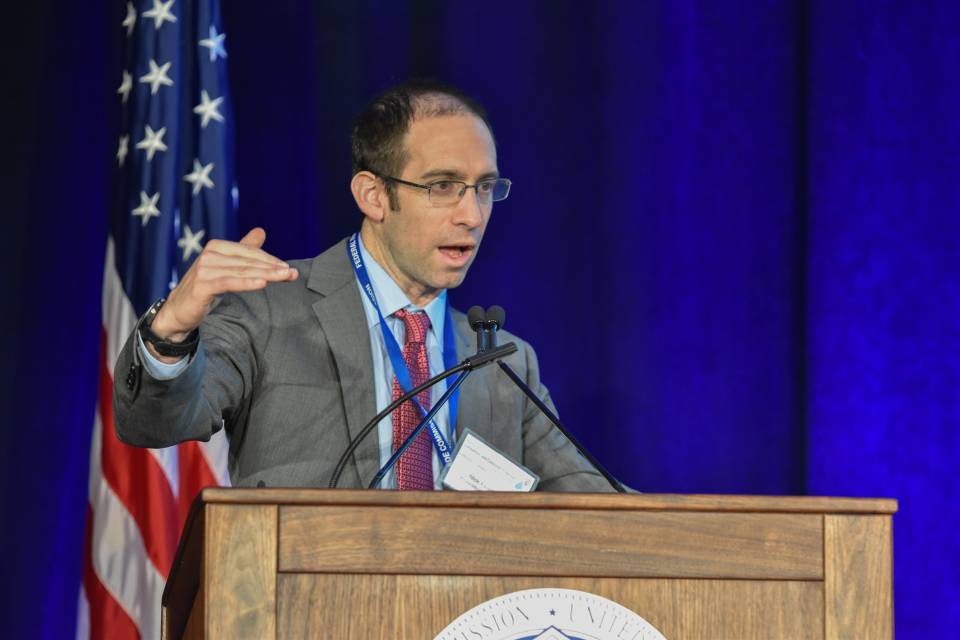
[419,168,500,181]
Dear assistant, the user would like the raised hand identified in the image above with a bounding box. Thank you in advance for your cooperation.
[146,227,297,361]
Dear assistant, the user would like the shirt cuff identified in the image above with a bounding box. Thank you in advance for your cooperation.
[137,331,191,380]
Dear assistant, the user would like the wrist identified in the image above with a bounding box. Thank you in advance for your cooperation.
[143,337,187,364]
[139,298,200,359]
[150,307,193,343]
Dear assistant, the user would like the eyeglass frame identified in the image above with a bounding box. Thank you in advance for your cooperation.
[375,174,512,205]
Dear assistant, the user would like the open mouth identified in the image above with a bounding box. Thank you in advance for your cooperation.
[438,245,475,262]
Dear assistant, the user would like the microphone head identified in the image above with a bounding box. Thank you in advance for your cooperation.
[485,305,505,330]
[467,305,486,329]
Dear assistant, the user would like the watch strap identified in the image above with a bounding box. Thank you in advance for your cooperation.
[139,298,199,358]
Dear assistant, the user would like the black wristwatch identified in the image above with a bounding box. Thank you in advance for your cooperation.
[139,298,199,358]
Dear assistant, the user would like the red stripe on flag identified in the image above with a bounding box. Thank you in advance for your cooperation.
[177,441,219,524]
[82,505,139,640]
[97,332,180,577]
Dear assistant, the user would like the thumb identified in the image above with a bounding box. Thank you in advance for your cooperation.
[239,227,266,248]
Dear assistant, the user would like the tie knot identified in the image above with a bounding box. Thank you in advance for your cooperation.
[394,309,430,344]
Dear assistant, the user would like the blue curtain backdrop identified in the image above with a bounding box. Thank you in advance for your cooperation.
[2,1,957,637]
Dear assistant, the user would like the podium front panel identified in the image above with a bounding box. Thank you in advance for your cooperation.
[162,489,895,640]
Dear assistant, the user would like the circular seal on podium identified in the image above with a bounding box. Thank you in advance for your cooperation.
[434,588,667,640]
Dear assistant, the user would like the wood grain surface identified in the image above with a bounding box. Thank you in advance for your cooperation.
[162,500,206,639]
[279,505,823,579]
[824,515,893,639]
[276,574,824,640]
[205,504,277,639]
[181,579,204,640]
[160,491,897,639]
[198,487,897,514]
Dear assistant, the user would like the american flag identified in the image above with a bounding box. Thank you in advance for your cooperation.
[79,1,234,637]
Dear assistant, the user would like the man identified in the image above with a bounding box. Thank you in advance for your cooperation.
[114,80,611,492]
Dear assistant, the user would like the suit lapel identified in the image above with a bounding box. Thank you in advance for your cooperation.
[308,239,380,488]
[306,245,506,486]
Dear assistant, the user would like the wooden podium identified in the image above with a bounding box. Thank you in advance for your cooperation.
[161,489,895,639]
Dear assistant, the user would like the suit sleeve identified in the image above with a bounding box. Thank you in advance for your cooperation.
[519,341,617,492]
[112,290,268,448]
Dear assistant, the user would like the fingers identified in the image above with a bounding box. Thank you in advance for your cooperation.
[206,276,275,293]
[209,265,298,291]
[207,229,286,267]
[209,241,285,266]
[196,251,289,271]
[152,229,295,337]
[193,265,298,296]
[239,227,266,248]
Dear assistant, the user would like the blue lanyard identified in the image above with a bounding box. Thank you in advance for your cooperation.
[348,234,457,465]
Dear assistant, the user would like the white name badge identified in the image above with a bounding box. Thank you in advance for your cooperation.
[440,429,539,492]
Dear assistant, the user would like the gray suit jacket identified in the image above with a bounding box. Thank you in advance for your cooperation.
[113,238,612,492]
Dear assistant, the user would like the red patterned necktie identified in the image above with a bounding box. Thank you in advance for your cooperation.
[392,309,434,490]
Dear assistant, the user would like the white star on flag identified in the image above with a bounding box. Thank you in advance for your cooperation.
[92,1,237,637]
[136,125,168,161]
[143,0,178,30]
[139,59,174,95]
[121,2,137,36]
[184,159,215,195]
[131,191,161,226]
[178,225,206,261]
[117,70,132,103]
[117,135,129,167]
[193,90,225,128]
[199,25,228,62]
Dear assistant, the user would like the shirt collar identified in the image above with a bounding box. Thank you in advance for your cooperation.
[356,233,446,336]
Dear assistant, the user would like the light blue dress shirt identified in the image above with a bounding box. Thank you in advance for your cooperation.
[353,234,451,489]
[138,234,454,489]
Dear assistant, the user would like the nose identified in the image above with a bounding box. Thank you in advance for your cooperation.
[454,186,486,229]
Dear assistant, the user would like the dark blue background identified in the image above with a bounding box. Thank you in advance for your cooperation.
[2,1,957,637]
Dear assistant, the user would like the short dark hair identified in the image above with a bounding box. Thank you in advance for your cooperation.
[351,79,495,208]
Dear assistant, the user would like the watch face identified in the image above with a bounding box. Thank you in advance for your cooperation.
[434,588,667,640]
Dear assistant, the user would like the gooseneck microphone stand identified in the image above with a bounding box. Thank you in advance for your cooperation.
[328,342,518,489]
[481,304,627,493]
[367,369,469,489]
[330,304,626,493]
[495,360,626,493]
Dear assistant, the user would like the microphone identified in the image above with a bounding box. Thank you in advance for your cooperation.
[485,305,504,348]
[467,305,486,329]
[473,306,627,493]
[485,305,505,330]
[468,305,490,353]
[328,341,518,488]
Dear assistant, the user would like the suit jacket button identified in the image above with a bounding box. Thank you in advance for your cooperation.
[126,364,137,390]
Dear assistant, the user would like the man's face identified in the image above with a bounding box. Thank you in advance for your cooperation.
[376,113,498,303]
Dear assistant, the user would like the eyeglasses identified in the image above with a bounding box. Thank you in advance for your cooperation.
[379,175,512,206]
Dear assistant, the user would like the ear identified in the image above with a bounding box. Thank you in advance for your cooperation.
[350,171,389,223]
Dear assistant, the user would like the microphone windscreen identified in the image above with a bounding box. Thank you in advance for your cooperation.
[467,305,486,328]
[486,305,506,329]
